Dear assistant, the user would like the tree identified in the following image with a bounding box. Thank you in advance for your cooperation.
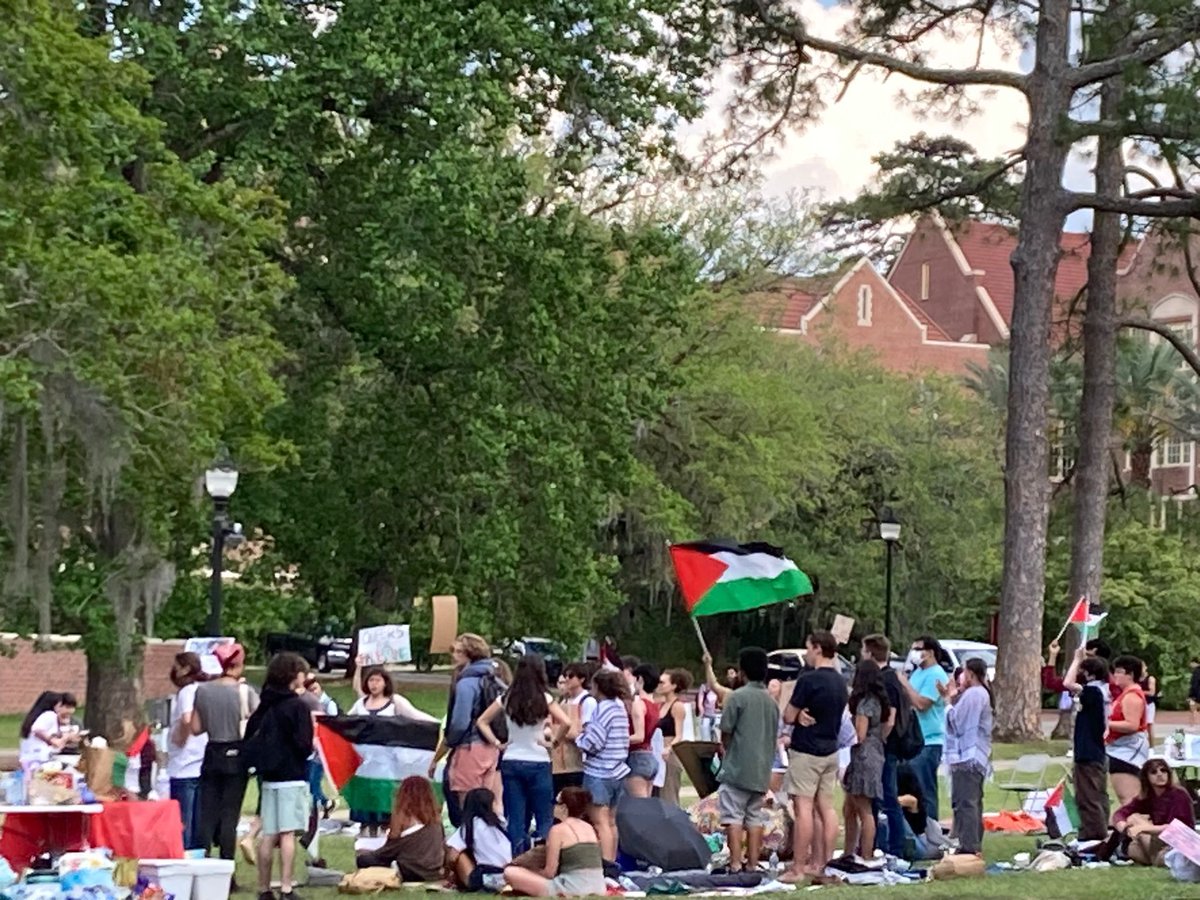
[725,0,1200,736]
[0,0,288,733]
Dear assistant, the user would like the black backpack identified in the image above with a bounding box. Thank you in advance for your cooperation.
[470,668,508,744]
[890,681,925,761]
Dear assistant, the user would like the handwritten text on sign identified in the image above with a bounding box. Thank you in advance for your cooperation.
[359,624,412,665]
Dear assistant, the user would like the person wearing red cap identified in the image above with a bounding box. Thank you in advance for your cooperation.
[193,642,259,867]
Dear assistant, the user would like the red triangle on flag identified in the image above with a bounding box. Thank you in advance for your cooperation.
[315,720,362,791]
[669,545,730,611]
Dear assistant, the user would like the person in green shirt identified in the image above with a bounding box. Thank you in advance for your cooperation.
[717,647,780,873]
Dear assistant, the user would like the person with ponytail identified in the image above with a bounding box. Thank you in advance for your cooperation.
[943,659,993,856]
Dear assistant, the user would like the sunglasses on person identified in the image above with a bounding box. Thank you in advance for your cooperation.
[1147,765,1170,776]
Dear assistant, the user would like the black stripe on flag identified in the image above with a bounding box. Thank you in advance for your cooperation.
[319,714,440,751]
[672,540,786,558]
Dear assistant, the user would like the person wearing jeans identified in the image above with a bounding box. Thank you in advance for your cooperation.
[476,654,572,854]
[944,660,993,855]
[167,652,209,850]
[898,636,950,823]
[861,635,907,857]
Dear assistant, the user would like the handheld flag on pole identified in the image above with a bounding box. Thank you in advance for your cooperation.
[1053,597,1107,643]
[668,541,813,617]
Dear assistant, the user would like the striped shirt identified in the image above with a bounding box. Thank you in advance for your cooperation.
[576,698,631,779]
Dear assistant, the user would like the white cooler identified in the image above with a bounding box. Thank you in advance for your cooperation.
[139,859,234,900]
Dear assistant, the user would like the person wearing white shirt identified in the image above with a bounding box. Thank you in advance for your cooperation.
[168,653,210,850]
[19,691,77,768]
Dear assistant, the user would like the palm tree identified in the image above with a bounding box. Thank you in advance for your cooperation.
[1113,337,1192,488]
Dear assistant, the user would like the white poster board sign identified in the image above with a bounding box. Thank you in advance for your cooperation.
[184,636,235,675]
[831,614,855,645]
[359,624,412,665]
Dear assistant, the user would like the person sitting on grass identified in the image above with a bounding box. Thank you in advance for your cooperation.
[1112,759,1194,866]
[355,776,445,882]
[445,788,513,892]
[503,787,606,896]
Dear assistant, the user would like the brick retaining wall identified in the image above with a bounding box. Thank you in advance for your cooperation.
[0,636,183,715]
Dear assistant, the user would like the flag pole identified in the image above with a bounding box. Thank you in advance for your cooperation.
[690,615,710,657]
[1053,595,1084,643]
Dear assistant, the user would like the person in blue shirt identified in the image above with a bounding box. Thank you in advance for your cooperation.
[897,636,950,823]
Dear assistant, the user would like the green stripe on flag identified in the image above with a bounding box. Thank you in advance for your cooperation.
[691,569,812,616]
[341,775,399,815]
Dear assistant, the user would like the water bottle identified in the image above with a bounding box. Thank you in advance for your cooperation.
[768,851,779,879]
[1166,734,1177,760]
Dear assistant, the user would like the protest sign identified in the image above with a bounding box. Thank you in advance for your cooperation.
[184,636,235,675]
[831,614,855,645]
[1161,818,1200,867]
[430,595,458,653]
[358,624,412,665]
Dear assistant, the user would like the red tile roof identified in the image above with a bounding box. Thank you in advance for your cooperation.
[893,287,954,342]
[746,273,841,330]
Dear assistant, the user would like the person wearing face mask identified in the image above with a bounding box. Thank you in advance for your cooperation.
[896,636,950,824]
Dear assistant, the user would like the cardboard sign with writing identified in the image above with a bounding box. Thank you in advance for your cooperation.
[1161,818,1200,867]
[831,614,855,645]
[358,624,412,665]
[429,595,458,654]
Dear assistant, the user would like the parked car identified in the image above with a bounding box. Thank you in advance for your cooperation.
[264,631,352,673]
[939,639,997,681]
[495,636,567,682]
[766,648,855,684]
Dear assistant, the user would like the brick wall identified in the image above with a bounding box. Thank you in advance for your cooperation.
[0,637,183,715]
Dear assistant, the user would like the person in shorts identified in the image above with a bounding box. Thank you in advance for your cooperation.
[574,670,630,863]
[782,631,847,880]
[244,653,313,900]
[716,647,779,873]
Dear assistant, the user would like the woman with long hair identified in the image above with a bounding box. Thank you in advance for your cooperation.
[355,776,445,881]
[656,668,693,807]
[842,660,893,859]
[19,692,73,767]
[944,658,993,856]
[1113,759,1195,866]
[446,787,512,892]
[477,654,572,854]
[168,652,209,850]
[575,670,630,862]
[1106,656,1150,808]
[503,787,605,896]
[350,656,437,835]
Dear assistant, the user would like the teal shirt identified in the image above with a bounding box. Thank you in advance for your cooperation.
[910,664,950,745]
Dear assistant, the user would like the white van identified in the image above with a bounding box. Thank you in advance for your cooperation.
[939,640,997,681]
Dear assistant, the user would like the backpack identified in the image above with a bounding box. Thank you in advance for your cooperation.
[470,668,508,744]
[889,678,925,761]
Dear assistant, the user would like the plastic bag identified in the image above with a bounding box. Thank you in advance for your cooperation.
[1166,849,1200,883]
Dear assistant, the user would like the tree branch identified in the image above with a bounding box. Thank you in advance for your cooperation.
[1069,17,1200,88]
[747,0,1028,91]
[1068,192,1200,217]
[1120,316,1200,378]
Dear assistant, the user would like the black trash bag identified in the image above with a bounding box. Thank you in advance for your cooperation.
[617,796,713,871]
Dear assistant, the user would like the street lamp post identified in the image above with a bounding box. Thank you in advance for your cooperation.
[878,507,901,639]
[204,459,241,637]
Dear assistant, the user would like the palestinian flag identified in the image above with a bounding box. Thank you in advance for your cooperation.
[315,716,440,816]
[669,541,813,617]
[1043,778,1080,838]
[1067,597,1107,630]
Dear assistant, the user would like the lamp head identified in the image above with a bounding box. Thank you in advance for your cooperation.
[204,460,239,500]
[878,506,901,542]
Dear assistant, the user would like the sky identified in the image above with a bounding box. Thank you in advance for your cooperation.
[686,0,1099,230]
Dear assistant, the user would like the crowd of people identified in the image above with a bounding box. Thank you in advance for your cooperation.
[20,624,1191,897]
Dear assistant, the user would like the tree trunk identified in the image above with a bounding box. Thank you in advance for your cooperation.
[84,652,144,741]
[1057,77,1126,741]
[993,0,1074,742]
[1130,444,1151,487]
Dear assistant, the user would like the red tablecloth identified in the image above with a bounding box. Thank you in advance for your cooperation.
[0,812,90,869]
[88,800,184,860]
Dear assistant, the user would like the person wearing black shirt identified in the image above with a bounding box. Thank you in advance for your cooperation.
[1063,650,1112,841]
[862,634,906,858]
[780,631,847,882]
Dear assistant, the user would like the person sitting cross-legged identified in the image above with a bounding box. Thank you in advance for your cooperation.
[502,788,606,896]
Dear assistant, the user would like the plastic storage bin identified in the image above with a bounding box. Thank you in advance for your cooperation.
[138,860,194,900]
[185,858,234,900]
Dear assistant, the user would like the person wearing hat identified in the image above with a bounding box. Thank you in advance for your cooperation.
[192,642,259,867]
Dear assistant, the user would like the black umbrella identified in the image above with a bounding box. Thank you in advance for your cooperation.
[617,796,712,871]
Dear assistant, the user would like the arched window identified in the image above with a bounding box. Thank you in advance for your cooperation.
[857,285,873,326]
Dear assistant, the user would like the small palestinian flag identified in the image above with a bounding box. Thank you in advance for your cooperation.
[1067,597,1107,630]
[1044,778,1079,838]
[316,716,440,816]
[669,540,813,618]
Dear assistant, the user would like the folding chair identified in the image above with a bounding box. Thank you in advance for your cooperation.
[996,753,1052,806]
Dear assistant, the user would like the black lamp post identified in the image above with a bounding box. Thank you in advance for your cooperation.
[878,506,902,639]
[204,458,241,637]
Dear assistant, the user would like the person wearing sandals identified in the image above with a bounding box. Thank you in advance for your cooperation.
[503,787,605,896]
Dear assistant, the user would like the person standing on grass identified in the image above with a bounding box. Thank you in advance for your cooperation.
[243,652,314,900]
[1189,658,1200,730]
[551,664,596,795]
[1106,655,1150,808]
[897,636,950,823]
[781,631,847,881]
[167,653,209,851]
[192,643,258,867]
[656,668,693,807]
[842,660,893,861]
[716,647,778,874]
[861,634,907,858]
[944,659,992,856]
[574,670,630,863]
[442,634,504,809]
[626,664,662,798]
[1062,651,1112,840]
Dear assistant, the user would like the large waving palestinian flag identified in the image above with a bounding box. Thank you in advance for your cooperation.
[669,541,813,617]
[315,716,440,815]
